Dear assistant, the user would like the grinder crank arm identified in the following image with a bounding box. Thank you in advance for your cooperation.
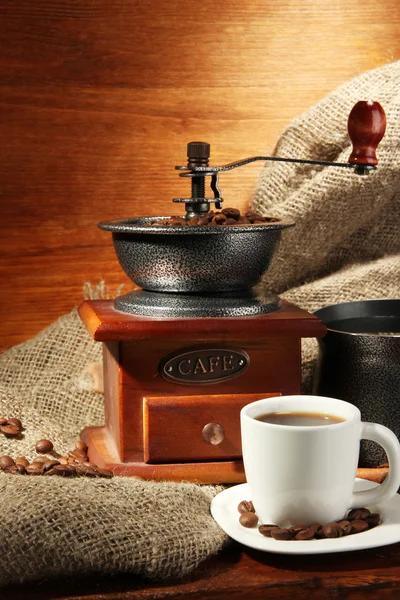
[176,101,386,177]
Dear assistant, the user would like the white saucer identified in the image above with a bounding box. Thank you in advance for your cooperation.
[210,479,400,555]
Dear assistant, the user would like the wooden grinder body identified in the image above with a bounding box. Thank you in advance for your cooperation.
[79,298,325,483]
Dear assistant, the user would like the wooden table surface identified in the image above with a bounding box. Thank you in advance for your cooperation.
[3,538,400,599]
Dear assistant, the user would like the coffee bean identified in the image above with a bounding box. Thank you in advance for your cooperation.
[239,511,258,528]
[224,218,238,225]
[74,464,98,477]
[289,526,306,534]
[350,519,369,534]
[245,211,274,223]
[15,464,26,475]
[26,464,43,475]
[322,523,342,538]
[32,456,48,464]
[48,464,76,477]
[337,520,352,535]
[293,523,321,540]
[0,456,15,470]
[237,500,255,514]
[60,464,77,476]
[308,523,322,533]
[212,214,227,225]
[169,218,187,227]
[42,460,61,473]
[0,418,7,426]
[245,211,261,221]
[15,457,29,468]
[258,524,279,537]
[68,449,87,462]
[271,528,295,541]
[222,207,241,220]
[0,424,20,437]
[96,468,114,478]
[348,508,371,521]
[75,440,88,454]
[58,456,69,465]
[7,418,22,430]
[337,519,349,528]
[4,465,19,474]
[295,527,316,541]
[35,439,54,454]
[365,513,380,528]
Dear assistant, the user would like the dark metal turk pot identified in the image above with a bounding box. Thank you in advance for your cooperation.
[313,299,400,467]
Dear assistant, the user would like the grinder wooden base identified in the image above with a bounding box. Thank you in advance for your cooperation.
[81,425,246,483]
[79,298,326,484]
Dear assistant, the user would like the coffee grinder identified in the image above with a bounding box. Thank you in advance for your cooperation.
[79,101,386,483]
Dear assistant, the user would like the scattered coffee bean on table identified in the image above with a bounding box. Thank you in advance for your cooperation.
[238,500,380,540]
[148,209,281,228]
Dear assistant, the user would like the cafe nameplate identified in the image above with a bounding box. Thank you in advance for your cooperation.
[160,347,250,384]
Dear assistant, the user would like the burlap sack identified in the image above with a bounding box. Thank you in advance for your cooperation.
[253,60,400,296]
[0,60,399,587]
[253,59,400,391]
[0,309,227,586]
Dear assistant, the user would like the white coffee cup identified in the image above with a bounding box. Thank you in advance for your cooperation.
[240,395,400,527]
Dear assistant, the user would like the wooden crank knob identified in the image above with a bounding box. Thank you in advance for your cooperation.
[348,101,386,166]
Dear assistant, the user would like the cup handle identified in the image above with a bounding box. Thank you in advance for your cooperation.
[350,422,400,508]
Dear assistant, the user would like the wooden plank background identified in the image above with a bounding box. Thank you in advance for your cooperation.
[1,0,400,348]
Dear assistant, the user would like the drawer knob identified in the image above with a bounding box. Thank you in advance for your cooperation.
[202,422,225,445]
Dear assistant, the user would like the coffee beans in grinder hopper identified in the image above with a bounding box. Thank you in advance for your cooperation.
[237,500,380,540]
[148,209,280,228]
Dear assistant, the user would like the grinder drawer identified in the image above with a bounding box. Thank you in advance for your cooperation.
[143,392,280,463]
